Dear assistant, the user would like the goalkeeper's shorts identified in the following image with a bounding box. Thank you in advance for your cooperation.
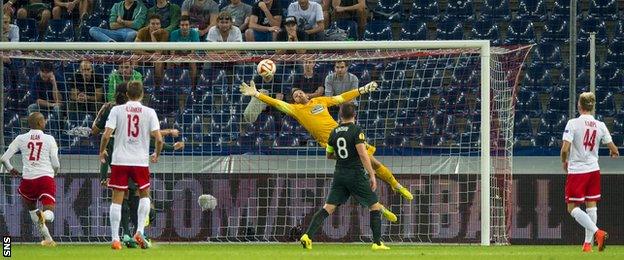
[366,143,376,156]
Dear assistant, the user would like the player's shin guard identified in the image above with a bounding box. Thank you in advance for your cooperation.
[110,203,122,241]
[370,210,382,245]
[136,197,151,234]
[373,164,400,189]
[586,207,598,244]
[571,207,598,235]
[305,208,329,239]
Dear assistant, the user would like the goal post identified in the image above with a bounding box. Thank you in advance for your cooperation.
[0,41,531,245]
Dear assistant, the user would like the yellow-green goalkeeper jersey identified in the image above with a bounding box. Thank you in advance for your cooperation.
[256,89,361,147]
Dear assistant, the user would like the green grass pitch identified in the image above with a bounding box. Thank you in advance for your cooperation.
[8,244,624,260]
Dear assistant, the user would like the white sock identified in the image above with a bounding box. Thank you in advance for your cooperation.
[29,209,39,224]
[585,207,598,243]
[110,203,122,241]
[29,209,51,241]
[136,197,151,234]
[571,207,598,236]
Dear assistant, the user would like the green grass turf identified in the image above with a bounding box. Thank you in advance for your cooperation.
[8,243,624,260]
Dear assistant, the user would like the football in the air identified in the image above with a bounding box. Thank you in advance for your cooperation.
[257,59,276,77]
[198,194,217,211]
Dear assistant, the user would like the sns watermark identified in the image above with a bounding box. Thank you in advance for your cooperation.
[2,236,10,257]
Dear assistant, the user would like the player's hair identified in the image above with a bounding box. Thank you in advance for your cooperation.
[115,82,129,105]
[27,112,45,130]
[126,80,144,100]
[148,13,162,22]
[339,102,357,120]
[180,15,190,23]
[579,92,596,112]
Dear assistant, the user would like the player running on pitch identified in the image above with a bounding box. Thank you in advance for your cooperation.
[1,112,59,247]
[561,92,619,252]
[239,78,413,204]
[300,103,390,250]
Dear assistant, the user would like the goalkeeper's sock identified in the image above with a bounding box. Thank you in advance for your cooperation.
[571,207,598,235]
[370,210,382,246]
[110,203,122,241]
[305,208,330,239]
[136,197,151,234]
[120,199,131,236]
[585,207,598,244]
[374,164,400,190]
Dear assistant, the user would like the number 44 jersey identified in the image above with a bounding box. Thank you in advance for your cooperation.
[3,129,59,180]
[105,101,160,167]
[563,114,613,174]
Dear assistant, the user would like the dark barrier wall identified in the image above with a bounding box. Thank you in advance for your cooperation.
[1,174,622,244]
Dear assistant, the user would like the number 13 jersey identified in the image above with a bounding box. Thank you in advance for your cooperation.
[106,101,160,167]
[562,114,612,174]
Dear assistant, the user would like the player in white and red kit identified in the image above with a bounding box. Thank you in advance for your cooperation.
[561,92,619,252]
[99,81,164,250]
[0,112,59,247]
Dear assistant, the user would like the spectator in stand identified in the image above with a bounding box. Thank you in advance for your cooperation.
[169,15,199,86]
[136,14,168,85]
[146,0,180,33]
[311,0,328,27]
[245,0,281,42]
[325,60,358,107]
[293,59,324,99]
[28,62,61,115]
[206,11,241,42]
[332,0,366,36]
[107,61,142,102]
[52,0,90,20]
[14,0,52,32]
[69,60,104,114]
[287,0,324,41]
[89,0,147,42]
[220,0,251,33]
[181,0,219,39]
[276,16,306,54]
[2,12,19,42]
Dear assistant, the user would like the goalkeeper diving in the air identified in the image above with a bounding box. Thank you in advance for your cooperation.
[239,79,414,204]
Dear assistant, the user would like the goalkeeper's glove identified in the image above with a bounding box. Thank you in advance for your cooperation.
[358,81,378,94]
[239,81,260,97]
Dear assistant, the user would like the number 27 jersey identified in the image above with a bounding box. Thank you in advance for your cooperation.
[562,114,612,174]
[105,101,160,167]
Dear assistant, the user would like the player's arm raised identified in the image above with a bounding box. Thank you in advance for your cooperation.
[325,81,378,107]
[357,143,377,191]
[240,81,295,116]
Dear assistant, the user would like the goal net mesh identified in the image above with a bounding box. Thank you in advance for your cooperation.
[0,45,531,244]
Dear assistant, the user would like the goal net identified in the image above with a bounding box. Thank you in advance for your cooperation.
[0,42,531,244]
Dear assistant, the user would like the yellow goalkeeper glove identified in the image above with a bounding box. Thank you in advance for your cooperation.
[239,81,260,97]
[358,81,378,94]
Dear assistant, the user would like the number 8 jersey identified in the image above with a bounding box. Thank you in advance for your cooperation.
[562,114,613,174]
[327,122,367,170]
[105,101,160,167]
[2,129,59,179]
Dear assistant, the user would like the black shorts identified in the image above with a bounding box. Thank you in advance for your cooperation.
[326,168,378,207]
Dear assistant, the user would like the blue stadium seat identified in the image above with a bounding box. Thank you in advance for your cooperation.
[399,18,428,40]
[606,38,624,64]
[534,132,557,147]
[552,0,573,19]
[333,20,359,40]
[616,20,624,38]
[435,16,463,40]
[516,91,541,116]
[78,14,108,41]
[576,41,591,68]
[370,0,403,22]
[446,0,474,20]
[92,0,116,18]
[578,17,608,44]
[471,20,500,45]
[516,0,547,21]
[410,0,440,21]
[43,19,74,42]
[363,20,392,41]
[540,17,569,44]
[504,20,535,44]
[480,0,511,22]
[532,43,563,68]
[588,0,619,20]
[597,92,616,116]
[514,114,533,136]
[16,18,38,42]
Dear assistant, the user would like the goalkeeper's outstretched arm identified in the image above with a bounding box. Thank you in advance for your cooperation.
[239,81,295,116]
[326,81,378,107]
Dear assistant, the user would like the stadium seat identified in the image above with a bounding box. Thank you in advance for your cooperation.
[480,0,511,22]
[233,64,257,84]
[516,0,547,21]
[446,0,474,21]
[370,0,403,22]
[534,132,557,147]
[514,114,533,136]
[540,17,569,44]
[532,43,563,68]
[516,91,541,116]
[410,0,440,21]
[578,17,608,44]
[470,20,500,45]
[552,0,573,19]
[43,19,74,42]
[504,20,535,45]
[16,18,38,42]
[588,0,619,21]
[616,20,624,38]
[435,16,464,40]
[333,19,359,40]
[363,20,392,41]
[77,14,108,41]
[606,38,624,64]
[400,19,427,40]
[92,0,116,18]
